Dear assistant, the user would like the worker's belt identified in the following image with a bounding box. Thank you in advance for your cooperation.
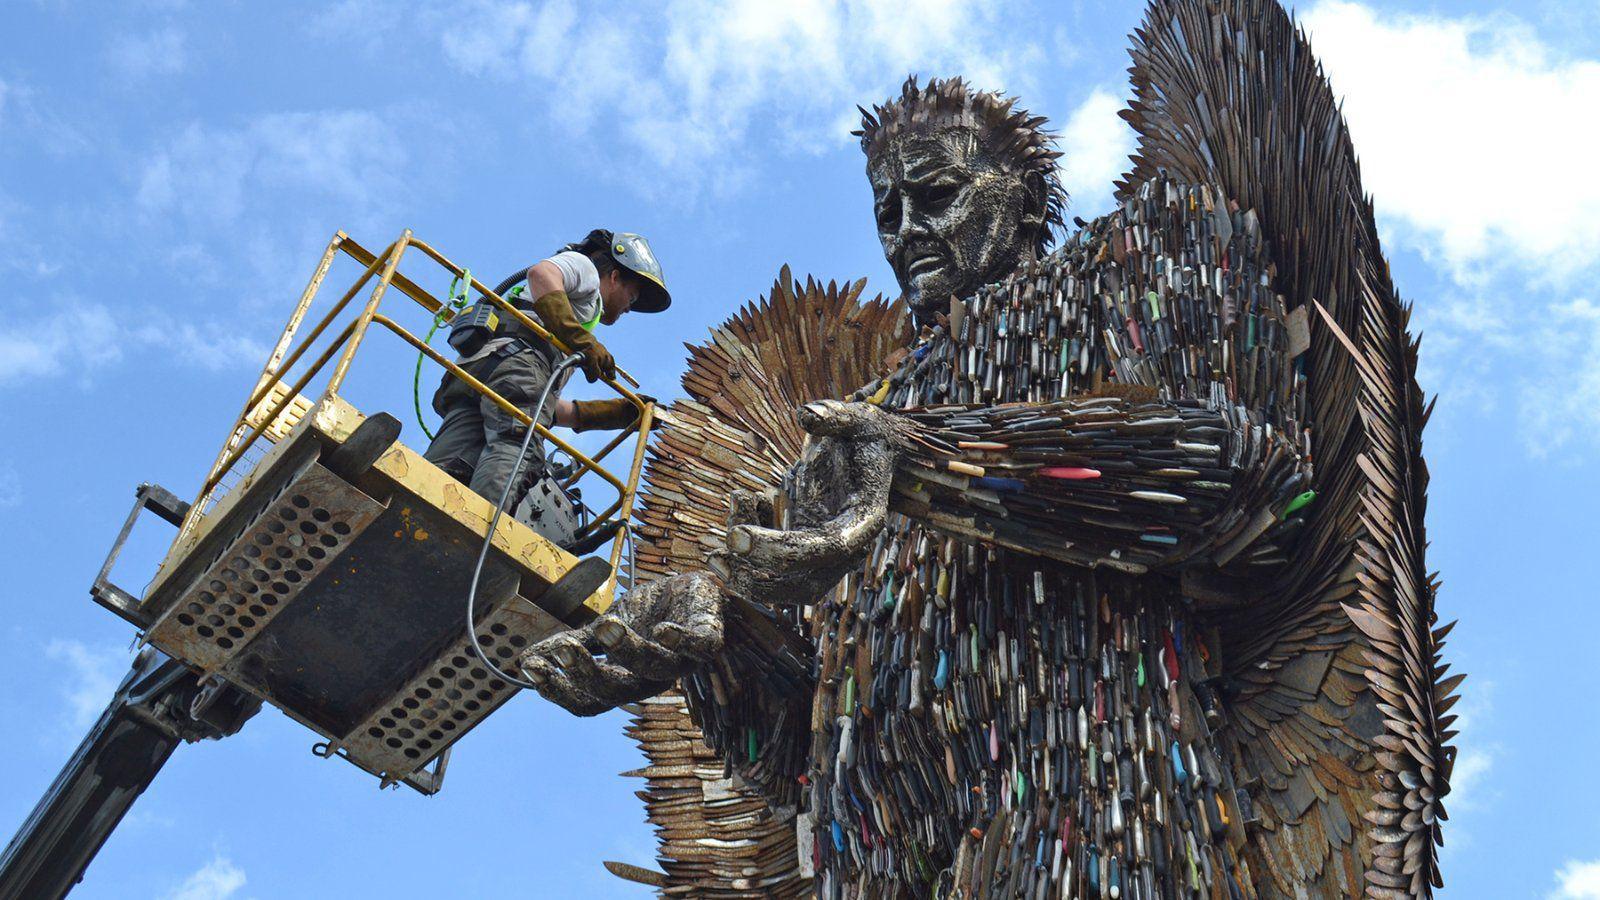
[454,334,550,367]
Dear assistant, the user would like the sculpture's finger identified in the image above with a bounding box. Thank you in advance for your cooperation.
[664,572,726,660]
[727,488,777,531]
[726,496,887,572]
[521,637,671,717]
[796,399,889,439]
[519,650,614,717]
[593,616,692,681]
[537,631,593,671]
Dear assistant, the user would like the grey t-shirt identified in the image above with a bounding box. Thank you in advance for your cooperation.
[460,250,603,364]
[545,250,602,327]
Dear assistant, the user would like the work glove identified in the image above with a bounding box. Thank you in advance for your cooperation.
[531,289,616,383]
[571,398,640,432]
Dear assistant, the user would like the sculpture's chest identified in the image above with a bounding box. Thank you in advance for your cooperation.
[863,178,1308,441]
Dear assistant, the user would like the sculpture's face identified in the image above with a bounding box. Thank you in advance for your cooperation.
[868,127,1041,324]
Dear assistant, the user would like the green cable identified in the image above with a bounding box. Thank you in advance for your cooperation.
[413,269,473,441]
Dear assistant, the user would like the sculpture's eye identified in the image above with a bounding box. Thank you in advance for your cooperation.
[876,191,902,229]
[922,181,961,213]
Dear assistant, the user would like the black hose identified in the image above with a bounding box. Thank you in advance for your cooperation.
[464,353,582,689]
[491,266,535,298]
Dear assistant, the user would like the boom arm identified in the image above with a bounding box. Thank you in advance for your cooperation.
[0,651,257,900]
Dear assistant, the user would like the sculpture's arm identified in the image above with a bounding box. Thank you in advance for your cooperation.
[721,393,1310,601]
[888,395,1313,573]
[519,409,894,796]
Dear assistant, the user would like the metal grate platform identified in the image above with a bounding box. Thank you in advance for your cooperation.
[138,395,597,789]
[147,463,384,672]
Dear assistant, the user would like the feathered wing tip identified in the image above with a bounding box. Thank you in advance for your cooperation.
[1117,1,1453,896]
[856,75,1069,255]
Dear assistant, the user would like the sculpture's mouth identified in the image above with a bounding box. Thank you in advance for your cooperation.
[906,249,945,279]
[902,243,950,296]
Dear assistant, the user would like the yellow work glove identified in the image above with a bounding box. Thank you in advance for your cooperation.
[571,398,639,432]
[531,289,615,383]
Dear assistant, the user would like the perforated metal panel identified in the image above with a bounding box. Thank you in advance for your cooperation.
[143,451,580,784]
[146,463,384,674]
[341,599,562,776]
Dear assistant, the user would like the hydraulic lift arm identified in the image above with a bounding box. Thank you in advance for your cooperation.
[0,649,258,900]
[0,483,260,900]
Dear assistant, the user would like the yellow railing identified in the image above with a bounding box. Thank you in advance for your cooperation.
[177,229,653,577]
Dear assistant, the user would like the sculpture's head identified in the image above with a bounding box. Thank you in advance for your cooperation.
[858,76,1066,325]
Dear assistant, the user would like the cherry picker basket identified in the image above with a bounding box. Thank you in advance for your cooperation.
[90,230,654,793]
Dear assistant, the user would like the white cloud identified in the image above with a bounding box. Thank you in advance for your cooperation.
[1438,678,1497,865]
[45,639,127,731]
[1057,87,1136,218]
[0,303,123,386]
[0,302,266,388]
[308,0,398,52]
[132,108,420,312]
[1514,297,1600,458]
[0,76,88,156]
[434,0,1045,198]
[0,192,60,279]
[1443,679,1495,812]
[1301,1,1600,286]
[166,854,246,900]
[1552,860,1600,900]
[130,317,273,372]
[1294,2,1600,458]
[108,27,188,80]
[137,110,407,229]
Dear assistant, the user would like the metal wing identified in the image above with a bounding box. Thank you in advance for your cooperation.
[1117,1,1458,895]
[607,271,910,896]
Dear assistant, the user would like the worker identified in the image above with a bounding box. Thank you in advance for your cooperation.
[423,228,670,505]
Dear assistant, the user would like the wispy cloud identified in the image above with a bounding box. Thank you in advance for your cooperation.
[0,301,270,388]
[1439,679,1498,864]
[0,304,124,386]
[1446,675,1491,810]
[166,854,246,900]
[1515,297,1600,458]
[132,107,422,310]
[1056,87,1136,218]
[0,193,62,280]
[433,0,1045,199]
[1297,1,1600,459]
[1302,1,1600,287]
[1552,860,1600,900]
[108,26,189,80]
[136,110,408,229]
[131,318,272,372]
[0,76,88,156]
[44,639,127,731]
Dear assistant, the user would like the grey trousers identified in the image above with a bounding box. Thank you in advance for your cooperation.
[423,348,563,505]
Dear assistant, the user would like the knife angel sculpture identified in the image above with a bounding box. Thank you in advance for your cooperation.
[521,0,1459,896]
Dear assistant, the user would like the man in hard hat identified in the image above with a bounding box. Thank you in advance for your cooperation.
[423,228,670,505]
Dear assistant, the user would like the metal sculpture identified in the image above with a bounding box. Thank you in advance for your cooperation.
[524,0,1457,896]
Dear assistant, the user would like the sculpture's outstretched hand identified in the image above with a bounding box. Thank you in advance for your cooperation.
[519,571,723,716]
[520,400,900,717]
[709,400,903,607]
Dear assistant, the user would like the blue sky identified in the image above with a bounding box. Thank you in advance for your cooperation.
[1,1,1596,897]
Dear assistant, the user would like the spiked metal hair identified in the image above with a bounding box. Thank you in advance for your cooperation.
[856,76,1068,254]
